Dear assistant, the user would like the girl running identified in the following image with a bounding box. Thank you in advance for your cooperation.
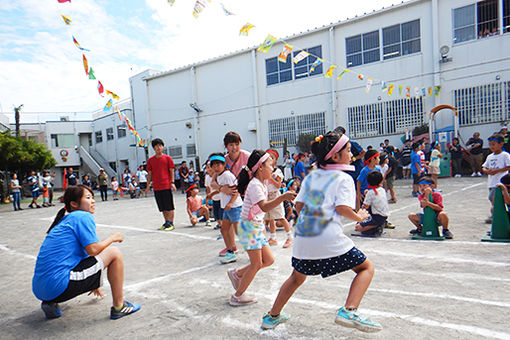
[260,131,382,333]
[226,150,296,306]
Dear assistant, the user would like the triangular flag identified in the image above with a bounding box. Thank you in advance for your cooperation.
[103,99,113,113]
[239,23,255,36]
[98,81,104,96]
[258,34,277,53]
[61,14,71,25]
[434,85,441,97]
[421,87,426,97]
[106,90,119,100]
[88,67,96,80]
[116,106,122,120]
[220,3,234,15]
[82,55,89,76]
[72,36,90,52]
[358,74,364,80]
[337,68,350,80]
[365,78,373,93]
[405,86,411,98]
[292,50,309,64]
[167,0,175,5]
[278,44,293,63]
[192,0,208,18]
[428,87,433,96]
[414,87,421,97]
[325,65,337,78]
[57,0,71,3]
[381,81,388,92]
[399,85,403,96]
[309,58,324,73]
[388,84,394,95]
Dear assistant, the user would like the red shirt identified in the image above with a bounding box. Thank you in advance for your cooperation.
[418,191,443,211]
[147,154,175,191]
[226,150,250,177]
[187,195,202,212]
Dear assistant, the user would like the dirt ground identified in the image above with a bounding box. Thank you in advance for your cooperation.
[1,176,509,340]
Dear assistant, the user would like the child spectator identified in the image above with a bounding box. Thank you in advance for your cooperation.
[449,138,464,177]
[355,171,390,237]
[429,141,442,188]
[495,174,510,222]
[42,182,50,207]
[282,178,300,225]
[111,177,119,200]
[82,174,93,188]
[128,178,140,199]
[385,146,398,203]
[482,134,510,223]
[136,166,148,198]
[226,150,296,306]
[205,161,222,230]
[210,153,241,264]
[411,143,423,197]
[261,131,380,332]
[400,140,412,179]
[27,170,41,209]
[418,141,427,174]
[408,176,453,239]
[10,173,22,211]
[179,161,190,194]
[356,150,380,210]
[186,184,211,226]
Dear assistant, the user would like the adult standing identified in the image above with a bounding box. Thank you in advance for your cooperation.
[97,169,108,201]
[400,140,412,179]
[136,166,148,198]
[499,126,510,153]
[66,168,78,186]
[282,151,294,180]
[10,173,22,211]
[449,137,464,177]
[467,132,484,177]
[178,161,190,194]
[146,138,176,231]
[42,171,56,206]
[122,169,132,188]
[294,154,306,181]
[27,170,41,209]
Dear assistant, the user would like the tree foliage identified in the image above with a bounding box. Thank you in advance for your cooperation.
[296,133,316,153]
[0,132,56,175]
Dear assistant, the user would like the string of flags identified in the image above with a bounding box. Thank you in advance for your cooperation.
[57,0,148,147]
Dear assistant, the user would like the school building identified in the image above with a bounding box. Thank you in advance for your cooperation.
[129,0,510,166]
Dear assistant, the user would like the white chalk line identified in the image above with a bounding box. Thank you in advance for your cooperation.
[95,223,217,241]
[0,244,36,260]
[376,268,510,283]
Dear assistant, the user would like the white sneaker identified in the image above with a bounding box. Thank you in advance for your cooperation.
[455,174,462,178]
[471,172,477,177]
[229,293,258,306]
[477,172,483,177]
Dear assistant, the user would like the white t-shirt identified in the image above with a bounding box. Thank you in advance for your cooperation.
[430,149,441,167]
[293,169,356,260]
[363,187,390,217]
[380,164,389,176]
[217,171,243,209]
[483,152,510,188]
[137,170,148,183]
[266,168,284,194]
[111,180,119,191]
[240,177,267,223]
[418,150,426,171]
[204,174,220,201]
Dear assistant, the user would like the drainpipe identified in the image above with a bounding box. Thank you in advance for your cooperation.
[329,26,337,130]
[190,66,201,165]
[251,49,261,148]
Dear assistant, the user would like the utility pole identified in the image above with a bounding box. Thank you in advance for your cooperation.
[14,104,23,137]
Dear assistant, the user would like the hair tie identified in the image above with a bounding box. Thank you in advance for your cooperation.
[315,135,324,143]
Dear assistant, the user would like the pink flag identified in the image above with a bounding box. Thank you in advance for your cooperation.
[98,81,104,96]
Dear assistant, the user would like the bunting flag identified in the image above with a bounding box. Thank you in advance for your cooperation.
[434,85,441,96]
[167,0,175,5]
[398,85,403,96]
[61,14,72,25]
[58,0,71,3]
[325,65,337,78]
[421,87,426,97]
[192,0,208,18]
[220,3,234,15]
[337,68,350,80]
[82,54,89,76]
[405,86,411,98]
[309,57,324,73]
[72,36,90,51]
[88,67,96,80]
[414,87,420,97]
[239,23,255,36]
[358,73,364,80]
[428,87,433,96]
[103,99,113,113]
[278,44,293,63]
[258,34,277,53]
[365,78,373,93]
[381,81,388,92]
[292,50,309,64]
[388,84,394,95]
[98,81,104,96]
[116,106,122,120]
[106,90,119,100]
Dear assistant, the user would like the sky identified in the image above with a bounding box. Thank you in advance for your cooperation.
[0,0,400,123]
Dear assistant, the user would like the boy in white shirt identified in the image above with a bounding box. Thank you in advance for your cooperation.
[355,171,390,237]
[482,134,510,223]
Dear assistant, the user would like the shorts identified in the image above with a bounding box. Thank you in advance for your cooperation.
[32,190,39,198]
[386,176,394,189]
[222,205,242,223]
[139,182,147,190]
[264,191,285,220]
[154,189,175,212]
[292,247,366,278]
[49,256,104,303]
[403,164,411,170]
[413,173,422,185]
[360,214,387,236]
[191,210,200,217]
[238,219,269,250]
[212,200,223,221]
[488,187,496,201]
[430,166,440,175]
[418,212,442,226]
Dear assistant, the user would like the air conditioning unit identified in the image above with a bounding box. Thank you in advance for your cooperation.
[248,122,257,131]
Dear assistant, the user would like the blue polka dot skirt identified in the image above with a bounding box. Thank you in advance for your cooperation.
[292,247,366,278]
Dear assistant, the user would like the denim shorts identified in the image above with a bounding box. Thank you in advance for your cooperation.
[191,210,200,217]
[222,205,242,223]
[488,187,496,201]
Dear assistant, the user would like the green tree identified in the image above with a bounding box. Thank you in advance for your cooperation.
[296,133,316,154]
[0,132,56,175]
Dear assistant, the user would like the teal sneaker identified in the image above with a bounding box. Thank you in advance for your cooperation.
[335,307,382,333]
[261,312,290,330]
[220,251,237,264]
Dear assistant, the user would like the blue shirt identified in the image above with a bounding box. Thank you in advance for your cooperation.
[66,173,78,186]
[346,141,364,182]
[294,161,306,180]
[28,175,39,192]
[32,211,99,301]
[357,165,381,194]
[411,151,421,174]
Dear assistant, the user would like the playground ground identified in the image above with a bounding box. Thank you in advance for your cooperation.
[1,176,509,340]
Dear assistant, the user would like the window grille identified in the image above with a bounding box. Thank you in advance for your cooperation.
[95,131,103,144]
[168,146,183,158]
[117,124,127,138]
[348,98,424,138]
[106,128,114,141]
[268,112,325,147]
[186,144,196,157]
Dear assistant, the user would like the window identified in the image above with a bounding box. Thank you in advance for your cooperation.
[95,131,103,143]
[117,124,127,138]
[346,31,379,67]
[348,98,424,138]
[293,46,323,79]
[50,134,74,148]
[268,112,326,147]
[266,54,292,86]
[453,1,499,43]
[454,82,510,126]
[106,128,114,141]
[168,146,183,158]
[265,45,323,85]
[505,0,510,33]
[186,144,196,157]
[383,19,421,59]
[109,162,117,172]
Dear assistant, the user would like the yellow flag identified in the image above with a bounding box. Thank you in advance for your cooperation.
[239,23,255,36]
[325,65,337,78]
[337,68,350,80]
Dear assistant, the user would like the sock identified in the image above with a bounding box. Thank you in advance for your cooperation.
[271,233,276,239]
[346,307,357,311]
[270,313,279,318]
[114,303,124,311]
[286,231,293,239]
[227,249,234,254]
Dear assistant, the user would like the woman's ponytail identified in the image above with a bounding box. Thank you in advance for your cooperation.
[47,208,66,234]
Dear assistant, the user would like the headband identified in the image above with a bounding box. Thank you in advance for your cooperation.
[266,149,279,159]
[432,141,439,148]
[185,184,198,192]
[286,179,295,191]
[250,153,271,179]
[418,180,434,186]
[364,152,380,166]
[488,138,502,143]
[209,155,226,163]
[324,134,350,161]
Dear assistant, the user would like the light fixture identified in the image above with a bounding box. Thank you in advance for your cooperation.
[496,75,501,81]
[439,45,452,63]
